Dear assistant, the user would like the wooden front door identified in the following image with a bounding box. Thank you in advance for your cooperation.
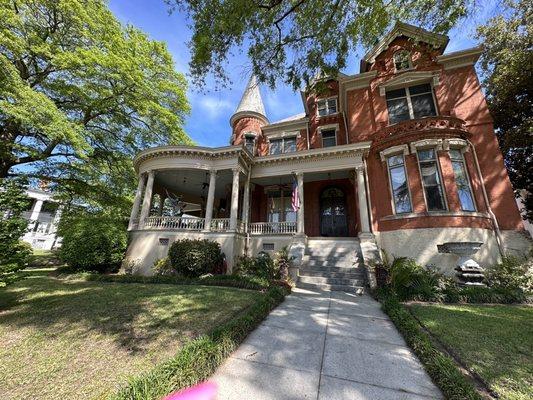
[320,187,348,237]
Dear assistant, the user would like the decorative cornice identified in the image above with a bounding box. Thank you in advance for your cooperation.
[380,144,409,161]
[254,142,371,166]
[409,138,443,153]
[364,22,449,64]
[378,71,440,96]
[436,46,483,70]
[339,70,378,90]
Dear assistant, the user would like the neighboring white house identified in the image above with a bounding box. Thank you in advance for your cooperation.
[21,188,62,250]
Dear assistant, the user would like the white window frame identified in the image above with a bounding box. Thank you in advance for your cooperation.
[415,146,448,212]
[316,97,338,117]
[449,148,477,212]
[385,84,438,124]
[385,152,413,215]
[393,50,413,72]
[269,136,297,155]
[321,128,337,148]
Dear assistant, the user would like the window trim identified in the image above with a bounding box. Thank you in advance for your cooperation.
[320,128,337,148]
[449,148,477,212]
[385,152,413,215]
[316,96,338,117]
[415,147,449,212]
[268,136,297,155]
[385,83,439,124]
[393,50,413,72]
[243,132,257,155]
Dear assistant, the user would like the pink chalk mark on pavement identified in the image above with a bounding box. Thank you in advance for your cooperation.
[161,382,217,400]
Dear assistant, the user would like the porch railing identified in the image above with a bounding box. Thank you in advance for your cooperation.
[210,218,230,232]
[144,216,205,230]
[249,221,297,234]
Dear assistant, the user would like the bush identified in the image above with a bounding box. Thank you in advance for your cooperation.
[58,213,127,272]
[388,257,440,301]
[274,246,293,280]
[0,178,32,284]
[486,255,532,292]
[167,239,223,278]
[234,251,278,280]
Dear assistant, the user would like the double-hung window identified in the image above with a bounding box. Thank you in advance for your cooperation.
[417,149,446,211]
[317,98,337,117]
[269,137,297,155]
[387,154,412,214]
[321,129,337,147]
[244,134,255,154]
[267,190,297,223]
[386,83,437,124]
[449,149,476,211]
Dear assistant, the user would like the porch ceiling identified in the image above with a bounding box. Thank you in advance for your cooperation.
[155,169,234,198]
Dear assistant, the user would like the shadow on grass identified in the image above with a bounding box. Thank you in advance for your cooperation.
[0,272,259,354]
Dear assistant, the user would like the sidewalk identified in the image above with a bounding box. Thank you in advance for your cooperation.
[211,288,443,400]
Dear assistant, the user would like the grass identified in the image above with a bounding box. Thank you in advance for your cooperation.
[410,303,533,400]
[0,270,260,400]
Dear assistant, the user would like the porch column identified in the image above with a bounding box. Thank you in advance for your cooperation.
[241,172,251,231]
[158,193,166,216]
[204,169,217,231]
[229,167,240,231]
[29,199,44,231]
[139,170,155,228]
[356,165,371,235]
[296,172,305,235]
[128,173,146,230]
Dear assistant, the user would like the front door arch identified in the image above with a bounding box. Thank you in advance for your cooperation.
[319,186,348,237]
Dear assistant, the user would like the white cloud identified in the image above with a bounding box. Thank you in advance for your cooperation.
[195,96,234,120]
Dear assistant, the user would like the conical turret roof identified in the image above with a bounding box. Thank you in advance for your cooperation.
[230,75,268,126]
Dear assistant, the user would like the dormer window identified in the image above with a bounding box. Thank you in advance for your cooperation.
[317,97,337,117]
[243,133,256,154]
[393,50,412,71]
[386,83,437,124]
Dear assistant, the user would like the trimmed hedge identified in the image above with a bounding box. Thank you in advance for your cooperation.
[168,239,223,277]
[109,286,288,400]
[81,273,270,291]
[377,290,483,400]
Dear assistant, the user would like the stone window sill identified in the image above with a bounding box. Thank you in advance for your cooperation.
[381,211,489,221]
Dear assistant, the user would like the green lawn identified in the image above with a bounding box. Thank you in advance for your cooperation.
[410,303,533,400]
[0,271,259,400]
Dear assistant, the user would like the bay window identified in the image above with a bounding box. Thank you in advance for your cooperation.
[317,97,337,116]
[269,137,297,155]
[386,83,437,124]
[417,149,446,211]
[450,149,476,211]
[387,154,412,214]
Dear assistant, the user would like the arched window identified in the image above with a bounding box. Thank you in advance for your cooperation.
[393,50,412,72]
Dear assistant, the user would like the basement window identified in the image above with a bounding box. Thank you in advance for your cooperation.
[262,243,275,251]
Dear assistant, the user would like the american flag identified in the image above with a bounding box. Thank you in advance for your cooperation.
[291,179,300,211]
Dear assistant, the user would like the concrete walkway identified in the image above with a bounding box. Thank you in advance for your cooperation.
[211,288,443,400]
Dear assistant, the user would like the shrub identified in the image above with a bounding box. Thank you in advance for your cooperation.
[234,251,278,280]
[0,178,32,284]
[388,257,440,301]
[153,257,173,276]
[486,255,532,292]
[167,239,223,278]
[58,213,127,272]
[274,246,293,280]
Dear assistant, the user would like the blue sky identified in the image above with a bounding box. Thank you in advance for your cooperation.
[108,0,499,147]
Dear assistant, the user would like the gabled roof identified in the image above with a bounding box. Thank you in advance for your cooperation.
[269,113,307,125]
[362,22,449,67]
[230,75,268,126]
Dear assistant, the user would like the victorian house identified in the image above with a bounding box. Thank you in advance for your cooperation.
[125,22,530,290]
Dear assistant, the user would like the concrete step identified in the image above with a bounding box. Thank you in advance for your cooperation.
[299,269,365,279]
[296,281,365,294]
[302,265,366,274]
[298,275,366,286]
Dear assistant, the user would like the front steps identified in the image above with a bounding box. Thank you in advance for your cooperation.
[296,238,366,293]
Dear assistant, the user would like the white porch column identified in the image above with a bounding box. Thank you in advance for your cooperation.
[128,173,146,230]
[356,165,371,235]
[29,199,44,231]
[296,172,305,235]
[229,167,240,231]
[204,169,217,231]
[139,170,155,228]
[241,172,251,231]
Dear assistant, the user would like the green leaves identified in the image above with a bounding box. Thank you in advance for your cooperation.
[0,0,190,213]
[170,0,473,90]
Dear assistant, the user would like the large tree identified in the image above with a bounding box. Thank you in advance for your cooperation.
[168,0,474,89]
[477,0,533,222]
[0,0,190,214]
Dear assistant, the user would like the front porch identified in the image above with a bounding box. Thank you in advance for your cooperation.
[125,143,373,274]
